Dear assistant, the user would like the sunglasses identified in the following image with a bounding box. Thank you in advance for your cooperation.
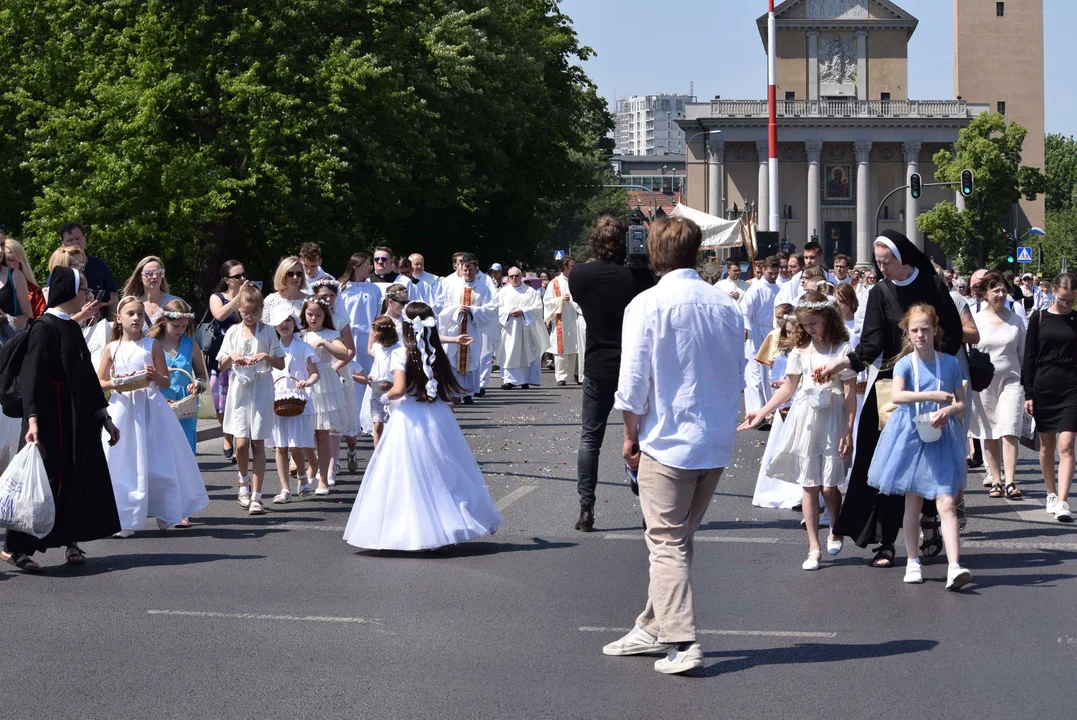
[373,256,391,263]
[286,271,304,279]
[508,274,522,279]
[228,272,247,280]
[143,269,165,279]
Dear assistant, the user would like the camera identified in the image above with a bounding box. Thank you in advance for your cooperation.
[625,209,649,269]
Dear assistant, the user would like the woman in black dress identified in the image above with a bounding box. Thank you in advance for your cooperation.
[822,230,966,567]
[1021,273,1077,522]
[0,267,122,573]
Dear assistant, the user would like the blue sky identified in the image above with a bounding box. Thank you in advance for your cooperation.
[560,0,1075,137]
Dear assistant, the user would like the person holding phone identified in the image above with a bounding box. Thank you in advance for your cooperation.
[59,222,118,320]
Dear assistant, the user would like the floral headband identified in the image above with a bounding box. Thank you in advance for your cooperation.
[794,299,835,311]
[310,277,340,293]
[162,311,195,320]
[305,296,332,309]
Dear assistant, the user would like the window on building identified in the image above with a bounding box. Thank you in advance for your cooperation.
[881,92,891,102]
[998,101,1006,115]
[996,2,1004,17]
[785,91,795,101]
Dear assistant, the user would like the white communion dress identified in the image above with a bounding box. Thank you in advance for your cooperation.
[103,338,209,530]
[343,368,502,550]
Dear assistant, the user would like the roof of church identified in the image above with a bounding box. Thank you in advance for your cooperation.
[756,0,918,47]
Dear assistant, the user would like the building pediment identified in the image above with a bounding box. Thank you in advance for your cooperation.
[757,0,918,47]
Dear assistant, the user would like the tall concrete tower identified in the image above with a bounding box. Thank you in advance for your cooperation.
[954,0,1045,231]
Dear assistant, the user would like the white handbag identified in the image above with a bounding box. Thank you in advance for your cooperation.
[912,352,943,443]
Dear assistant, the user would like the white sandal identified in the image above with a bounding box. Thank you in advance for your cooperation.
[802,550,822,571]
[272,490,291,504]
[237,482,251,509]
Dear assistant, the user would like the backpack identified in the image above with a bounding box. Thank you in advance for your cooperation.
[0,323,35,418]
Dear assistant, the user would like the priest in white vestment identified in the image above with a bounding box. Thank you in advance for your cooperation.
[740,256,781,414]
[715,260,750,302]
[543,259,582,386]
[438,254,499,400]
[497,268,548,388]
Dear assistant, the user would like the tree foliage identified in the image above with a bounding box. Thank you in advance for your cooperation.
[916,112,1046,272]
[0,0,618,302]
[1045,133,1077,214]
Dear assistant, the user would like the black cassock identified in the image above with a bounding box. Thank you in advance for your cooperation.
[3,313,120,555]
[833,270,964,549]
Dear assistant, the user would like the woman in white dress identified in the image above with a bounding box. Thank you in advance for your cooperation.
[969,271,1027,499]
[262,256,308,324]
[97,296,209,535]
[343,302,502,551]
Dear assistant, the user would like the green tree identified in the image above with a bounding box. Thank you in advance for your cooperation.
[1043,208,1077,278]
[0,0,614,303]
[1045,133,1077,213]
[916,112,1046,272]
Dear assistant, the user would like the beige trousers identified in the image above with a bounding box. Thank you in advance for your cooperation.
[634,453,723,644]
[553,353,577,383]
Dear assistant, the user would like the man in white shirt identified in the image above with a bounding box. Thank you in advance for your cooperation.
[715,260,749,301]
[832,254,853,285]
[774,241,838,309]
[776,251,794,286]
[543,256,582,386]
[602,217,744,676]
[497,267,547,388]
[438,253,499,403]
[740,255,781,415]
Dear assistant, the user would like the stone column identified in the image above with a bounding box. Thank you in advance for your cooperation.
[856,30,868,101]
[756,139,770,232]
[807,31,820,101]
[855,141,873,267]
[707,140,724,218]
[805,140,823,243]
[904,141,922,249]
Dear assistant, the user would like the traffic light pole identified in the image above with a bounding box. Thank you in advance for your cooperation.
[874,181,961,239]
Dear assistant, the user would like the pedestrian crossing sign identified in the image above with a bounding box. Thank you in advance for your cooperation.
[554,250,565,260]
[1017,247,1033,263]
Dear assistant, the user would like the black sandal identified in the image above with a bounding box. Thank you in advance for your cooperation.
[1004,484,1023,500]
[988,483,1003,499]
[1,550,43,574]
[65,546,86,565]
[920,520,943,558]
[870,545,895,568]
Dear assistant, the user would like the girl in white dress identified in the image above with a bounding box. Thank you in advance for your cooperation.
[343,302,502,551]
[740,291,857,571]
[311,278,358,484]
[97,296,209,535]
[217,285,285,515]
[300,296,351,495]
[266,305,320,504]
[751,305,801,509]
[367,316,404,448]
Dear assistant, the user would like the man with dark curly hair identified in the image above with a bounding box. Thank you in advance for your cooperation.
[567,215,655,531]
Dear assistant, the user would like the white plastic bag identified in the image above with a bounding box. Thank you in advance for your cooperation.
[0,444,56,538]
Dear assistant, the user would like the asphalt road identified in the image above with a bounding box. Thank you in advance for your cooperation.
[2,369,1076,720]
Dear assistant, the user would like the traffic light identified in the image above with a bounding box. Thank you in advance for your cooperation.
[960,169,975,198]
[910,172,922,200]
[1004,232,1017,266]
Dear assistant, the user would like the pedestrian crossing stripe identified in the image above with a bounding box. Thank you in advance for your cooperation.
[1017,247,1033,263]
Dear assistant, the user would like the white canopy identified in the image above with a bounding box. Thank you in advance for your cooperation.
[670,204,750,248]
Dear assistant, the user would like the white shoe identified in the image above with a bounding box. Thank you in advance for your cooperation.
[248,499,266,515]
[946,565,972,591]
[272,491,290,504]
[904,562,924,584]
[601,626,669,656]
[1054,501,1073,522]
[238,482,251,509]
[327,476,337,487]
[802,550,821,571]
[113,530,135,538]
[654,643,704,675]
[314,487,330,496]
[826,535,843,556]
[1046,493,1059,514]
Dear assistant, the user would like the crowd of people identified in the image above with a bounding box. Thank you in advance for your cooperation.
[1,218,1075,677]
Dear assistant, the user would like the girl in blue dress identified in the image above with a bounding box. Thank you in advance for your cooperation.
[868,303,971,590]
[150,300,210,456]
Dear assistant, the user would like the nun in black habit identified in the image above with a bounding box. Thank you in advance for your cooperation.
[1,267,121,573]
[821,230,965,568]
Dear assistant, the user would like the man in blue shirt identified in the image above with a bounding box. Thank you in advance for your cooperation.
[60,223,118,320]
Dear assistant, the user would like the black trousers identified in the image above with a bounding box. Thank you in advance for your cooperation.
[576,376,619,507]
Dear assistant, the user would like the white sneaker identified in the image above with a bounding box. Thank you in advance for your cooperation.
[946,565,972,591]
[802,550,821,571]
[904,562,923,584]
[1054,501,1073,522]
[1046,493,1059,514]
[654,643,704,675]
[113,529,135,538]
[602,626,669,656]
[248,499,266,515]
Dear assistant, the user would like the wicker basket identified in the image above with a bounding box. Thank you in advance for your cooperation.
[167,367,200,420]
[274,376,307,417]
[111,369,152,393]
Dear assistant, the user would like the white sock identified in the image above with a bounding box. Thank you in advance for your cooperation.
[908,557,921,566]
[252,492,262,500]
[948,562,961,570]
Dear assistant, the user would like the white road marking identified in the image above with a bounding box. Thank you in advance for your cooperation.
[579,626,837,639]
[496,485,538,510]
[147,610,382,624]
[604,533,780,544]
